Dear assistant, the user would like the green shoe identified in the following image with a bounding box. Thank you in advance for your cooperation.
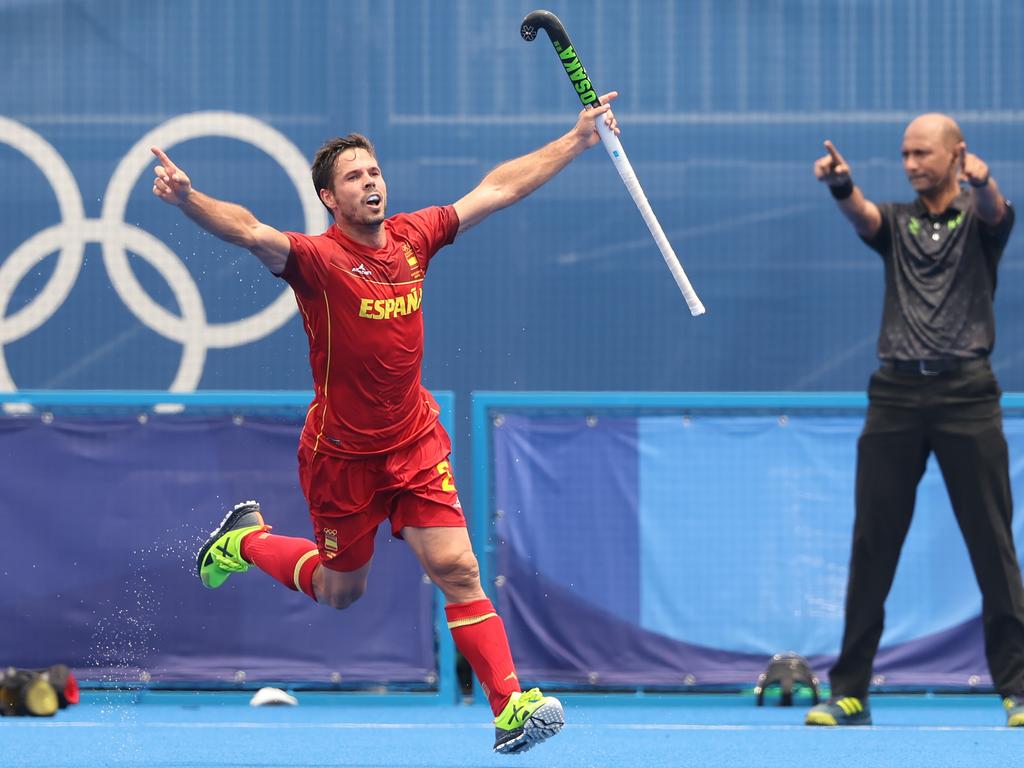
[493,688,564,754]
[196,501,268,589]
[805,696,872,726]
[1004,696,1024,727]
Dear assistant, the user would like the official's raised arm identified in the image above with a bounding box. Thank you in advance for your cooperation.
[958,145,1009,226]
[813,140,882,239]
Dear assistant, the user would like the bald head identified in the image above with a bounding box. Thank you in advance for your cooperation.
[904,113,964,151]
[900,113,967,198]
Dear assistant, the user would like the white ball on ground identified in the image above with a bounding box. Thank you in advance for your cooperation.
[249,687,298,707]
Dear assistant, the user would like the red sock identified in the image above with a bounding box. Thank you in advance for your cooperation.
[240,529,319,601]
[446,598,520,715]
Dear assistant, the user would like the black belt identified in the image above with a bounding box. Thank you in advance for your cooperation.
[880,357,988,376]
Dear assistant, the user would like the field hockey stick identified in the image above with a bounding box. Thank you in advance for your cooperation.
[521,9,706,316]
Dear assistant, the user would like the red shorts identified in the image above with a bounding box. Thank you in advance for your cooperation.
[297,421,465,572]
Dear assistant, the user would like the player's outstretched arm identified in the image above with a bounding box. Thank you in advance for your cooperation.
[813,140,882,239]
[453,92,620,235]
[151,147,291,274]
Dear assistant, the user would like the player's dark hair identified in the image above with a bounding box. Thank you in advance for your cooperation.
[311,134,376,210]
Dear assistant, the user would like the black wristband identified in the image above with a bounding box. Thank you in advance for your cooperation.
[969,174,990,188]
[829,179,854,200]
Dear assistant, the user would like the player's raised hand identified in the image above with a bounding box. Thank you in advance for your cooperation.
[959,144,990,188]
[814,140,852,186]
[151,147,193,206]
[574,91,620,147]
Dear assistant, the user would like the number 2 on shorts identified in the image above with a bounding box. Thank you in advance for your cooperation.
[435,460,456,492]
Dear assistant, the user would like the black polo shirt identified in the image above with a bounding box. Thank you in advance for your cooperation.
[862,189,1015,361]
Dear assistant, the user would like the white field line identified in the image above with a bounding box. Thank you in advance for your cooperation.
[1,721,1016,732]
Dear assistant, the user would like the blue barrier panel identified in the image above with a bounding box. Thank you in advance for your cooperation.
[0,390,457,702]
[472,392,1024,691]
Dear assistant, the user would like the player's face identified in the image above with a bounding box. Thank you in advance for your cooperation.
[901,125,959,196]
[326,148,387,226]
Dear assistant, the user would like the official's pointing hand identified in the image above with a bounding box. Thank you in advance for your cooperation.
[959,143,990,188]
[814,140,852,186]
[151,147,193,206]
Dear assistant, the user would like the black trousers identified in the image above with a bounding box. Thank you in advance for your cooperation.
[829,361,1024,699]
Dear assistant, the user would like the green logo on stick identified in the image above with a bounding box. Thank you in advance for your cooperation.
[554,45,598,105]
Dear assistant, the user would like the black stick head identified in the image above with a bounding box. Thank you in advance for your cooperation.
[521,10,568,44]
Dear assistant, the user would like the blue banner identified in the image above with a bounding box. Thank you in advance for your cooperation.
[492,410,1024,688]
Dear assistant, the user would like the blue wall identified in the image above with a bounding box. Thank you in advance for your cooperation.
[3,0,1023,403]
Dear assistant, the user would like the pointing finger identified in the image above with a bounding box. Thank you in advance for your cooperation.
[597,91,618,106]
[151,146,177,173]
[824,140,844,165]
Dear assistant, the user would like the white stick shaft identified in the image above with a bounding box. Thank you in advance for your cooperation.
[595,120,705,316]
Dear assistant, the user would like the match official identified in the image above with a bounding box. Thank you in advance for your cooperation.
[807,113,1024,727]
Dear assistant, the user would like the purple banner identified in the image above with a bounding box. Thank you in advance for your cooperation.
[0,415,435,685]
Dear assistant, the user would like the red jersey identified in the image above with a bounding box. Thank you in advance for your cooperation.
[281,205,459,457]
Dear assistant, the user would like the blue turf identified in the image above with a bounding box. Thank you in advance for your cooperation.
[1,692,1020,767]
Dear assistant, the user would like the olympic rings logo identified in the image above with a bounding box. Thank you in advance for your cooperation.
[0,112,327,391]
